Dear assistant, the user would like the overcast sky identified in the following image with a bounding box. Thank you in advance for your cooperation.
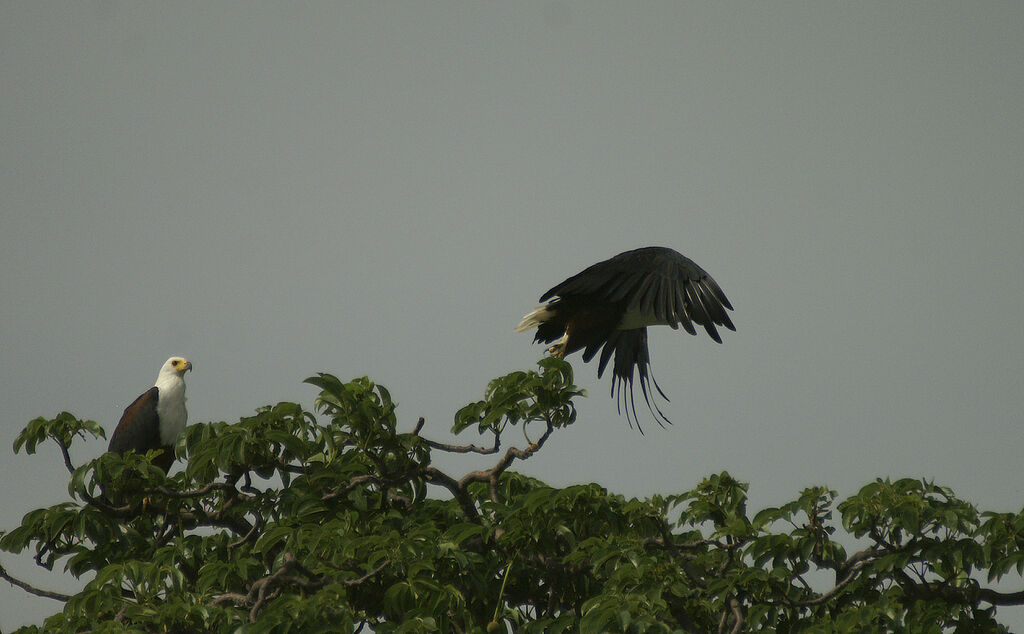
[2,3,1022,629]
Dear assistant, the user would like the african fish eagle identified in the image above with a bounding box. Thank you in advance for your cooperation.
[108,356,192,472]
[516,247,734,429]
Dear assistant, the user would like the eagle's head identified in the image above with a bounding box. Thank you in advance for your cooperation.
[161,356,193,379]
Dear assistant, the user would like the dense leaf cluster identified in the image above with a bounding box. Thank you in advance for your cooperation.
[1,359,1021,632]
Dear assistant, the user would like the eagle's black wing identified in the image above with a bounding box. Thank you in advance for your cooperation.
[540,246,735,342]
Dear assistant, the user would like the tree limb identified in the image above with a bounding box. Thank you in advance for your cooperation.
[53,436,76,475]
[0,563,71,602]
[207,553,388,621]
[458,422,553,490]
[421,432,501,456]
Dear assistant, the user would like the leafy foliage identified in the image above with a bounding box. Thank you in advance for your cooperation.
[1,359,1021,632]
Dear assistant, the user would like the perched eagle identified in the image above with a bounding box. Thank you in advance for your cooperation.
[108,356,192,472]
[516,247,734,429]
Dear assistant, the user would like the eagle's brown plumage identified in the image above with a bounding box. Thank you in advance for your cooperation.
[108,386,173,471]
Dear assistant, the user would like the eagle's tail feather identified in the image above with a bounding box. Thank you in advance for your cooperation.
[604,328,672,432]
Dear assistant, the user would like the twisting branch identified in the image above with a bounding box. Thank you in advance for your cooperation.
[421,466,481,521]
[81,491,139,518]
[53,436,76,475]
[149,482,253,501]
[458,422,554,489]
[794,557,873,607]
[717,596,744,634]
[208,553,388,621]
[728,597,744,634]
[417,421,554,518]
[0,563,71,602]
[421,430,501,456]
[228,516,264,555]
[322,474,383,503]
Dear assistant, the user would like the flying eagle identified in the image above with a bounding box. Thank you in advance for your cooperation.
[516,247,734,429]
[108,356,192,472]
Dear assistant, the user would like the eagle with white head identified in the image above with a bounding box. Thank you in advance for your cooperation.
[107,356,192,472]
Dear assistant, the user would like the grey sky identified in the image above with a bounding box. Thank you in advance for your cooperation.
[2,3,1022,629]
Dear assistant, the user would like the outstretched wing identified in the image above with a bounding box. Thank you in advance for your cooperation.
[540,246,735,343]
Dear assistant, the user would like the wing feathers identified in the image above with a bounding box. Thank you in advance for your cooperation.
[539,248,733,337]
[697,279,735,332]
[674,285,697,335]
[109,387,162,455]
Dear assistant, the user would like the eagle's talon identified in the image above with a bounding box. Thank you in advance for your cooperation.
[546,334,569,359]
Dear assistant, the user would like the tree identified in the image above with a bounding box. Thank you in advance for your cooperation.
[2,359,1022,632]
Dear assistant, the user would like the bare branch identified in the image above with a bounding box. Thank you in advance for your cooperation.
[795,558,873,607]
[458,422,554,489]
[0,563,71,602]
[422,430,501,455]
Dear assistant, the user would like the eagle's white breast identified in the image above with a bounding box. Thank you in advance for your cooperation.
[155,373,188,446]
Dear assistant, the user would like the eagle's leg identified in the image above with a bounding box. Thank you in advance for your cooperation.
[546,333,569,359]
